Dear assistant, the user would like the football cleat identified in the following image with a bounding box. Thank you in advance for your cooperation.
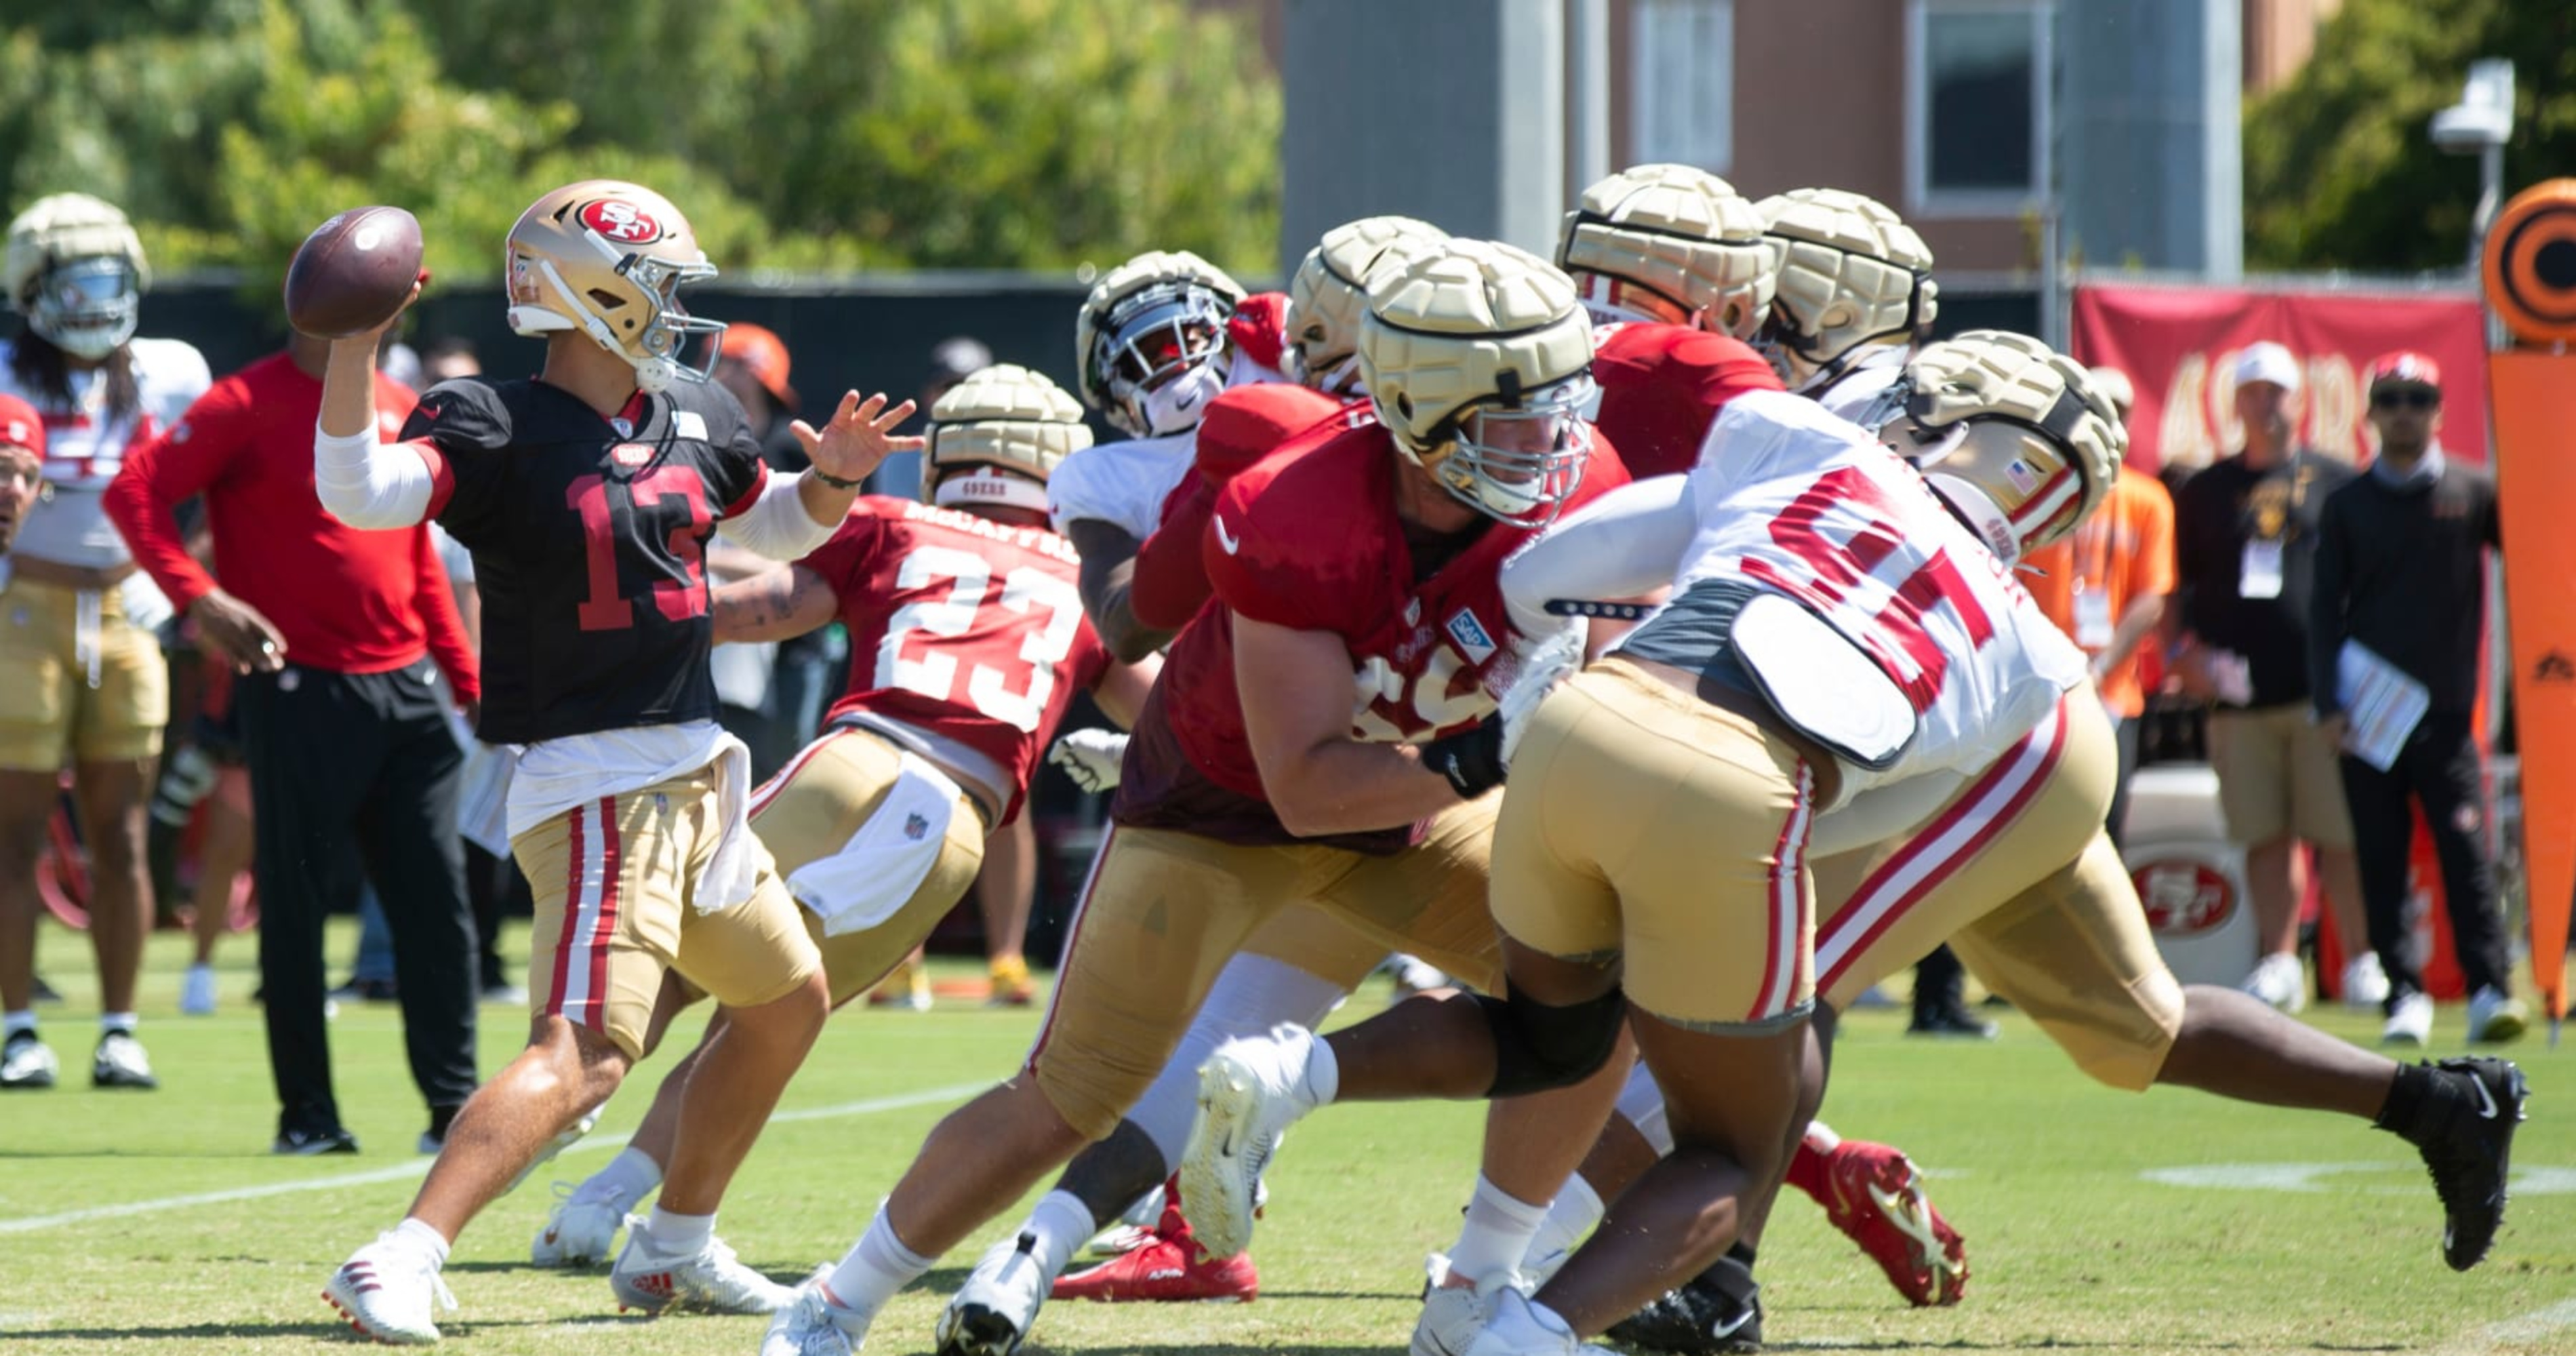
[1182,1024,1322,1260]
[2410,1056,2528,1271]
[323,1233,456,1346]
[181,963,219,1016]
[90,1030,157,1088]
[530,1182,629,1268]
[1458,1287,1612,1356]
[1,1030,58,1090]
[2468,986,2529,1045]
[987,956,1037,1008]
[936,1233,1050,1356]
[609,1230,797,1315]
[763,1268,866,1356]
[273,1125,360,1155]
[2383,991,2434,1047]
[1411,1252,1517,1356]
[1602,1252,1763,1355]
[1052,1197,1257,1304]
[2240,952,2307,1015]
[1814,1138,1967,1306]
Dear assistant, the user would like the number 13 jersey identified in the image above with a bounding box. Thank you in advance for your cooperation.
[797,498,1110,823]
[405,376,769,744]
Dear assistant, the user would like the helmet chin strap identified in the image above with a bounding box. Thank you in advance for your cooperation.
[531,257,671,391]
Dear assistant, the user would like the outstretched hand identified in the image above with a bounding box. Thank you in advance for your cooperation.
[794,391,925,487]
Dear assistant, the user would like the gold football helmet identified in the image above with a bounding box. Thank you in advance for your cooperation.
[1285,216,1448,395]
[1557,164,1772,338]
[1872,330,2128,562]
[1359,239,1598,528]
[504,180,723,393]
[924,363,1093,513]
[5,193,148,360]
[1755,187,1937,391]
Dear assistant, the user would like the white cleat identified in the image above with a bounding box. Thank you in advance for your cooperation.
[609,1230,797,1315]
[935,1233,1051,1356]
[1460,1287,1615,1355]
[1182,1023,1321,1260]
[2340,953,2391,1010]
[2240,951,2306,1014]
[529,1183,628,1268]
[322,1233,457,1346]
[764,1268,866,1355]
[1412,1252,1523,1356]
[2383,991,2435,1047]
[181,963,219,1016]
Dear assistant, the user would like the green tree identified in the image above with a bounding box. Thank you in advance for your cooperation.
[1,0,1282,282]
[2245,0,2576,271]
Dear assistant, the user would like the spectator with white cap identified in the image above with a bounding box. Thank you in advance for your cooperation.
[2310,351,2524,1046]
[2169,340,2379,1015]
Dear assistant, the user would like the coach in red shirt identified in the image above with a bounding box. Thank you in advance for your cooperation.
[106,331,479,1154]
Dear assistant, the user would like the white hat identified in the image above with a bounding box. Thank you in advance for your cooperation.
[2232,341,2301,393]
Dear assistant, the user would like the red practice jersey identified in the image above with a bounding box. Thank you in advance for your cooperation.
[1592,321,1783,478]
[1113,415,1631,850]
[798,497,1112,822]
[1129,383,1354,631]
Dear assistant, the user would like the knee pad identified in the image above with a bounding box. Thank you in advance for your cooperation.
[1478,986,1627,1097]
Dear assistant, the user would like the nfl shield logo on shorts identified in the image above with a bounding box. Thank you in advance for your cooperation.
[904,812,931,841]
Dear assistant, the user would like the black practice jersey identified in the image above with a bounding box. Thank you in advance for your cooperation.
[403,376,769,744]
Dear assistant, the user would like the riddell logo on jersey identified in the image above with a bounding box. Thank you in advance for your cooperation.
[579,199,664,245]
[1445,609,1497,664]
[611,443,653,467]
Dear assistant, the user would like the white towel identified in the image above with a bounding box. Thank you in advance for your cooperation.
[507,721,759,915]
[788,752,962,938]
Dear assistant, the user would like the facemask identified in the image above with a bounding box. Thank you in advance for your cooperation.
[1136,362,1225,437]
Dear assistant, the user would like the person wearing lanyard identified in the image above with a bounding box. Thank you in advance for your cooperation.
[0,194,211,1093]
[2170,341,2376,1017]
[2021,366,2175,850]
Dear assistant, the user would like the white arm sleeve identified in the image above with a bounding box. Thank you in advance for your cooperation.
[714,470,841,561]
[1501,473,1697,637]
[313,423,435,530]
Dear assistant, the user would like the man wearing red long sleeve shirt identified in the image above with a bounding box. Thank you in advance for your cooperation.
[106,330,481,1155]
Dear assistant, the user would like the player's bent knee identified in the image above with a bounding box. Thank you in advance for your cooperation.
[1480,987,1628,1097]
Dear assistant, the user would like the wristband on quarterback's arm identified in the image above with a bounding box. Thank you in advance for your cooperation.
[716,470,842,561]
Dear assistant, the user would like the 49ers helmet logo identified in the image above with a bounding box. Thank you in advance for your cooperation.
[579,199,664,245]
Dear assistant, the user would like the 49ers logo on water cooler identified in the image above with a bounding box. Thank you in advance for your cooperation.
[2135,860,2234,936]
[580,199,664,245]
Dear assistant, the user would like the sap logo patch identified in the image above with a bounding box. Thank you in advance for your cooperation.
[1445,607,1497,664]
[672,410,708,442]
[611,442,654,467]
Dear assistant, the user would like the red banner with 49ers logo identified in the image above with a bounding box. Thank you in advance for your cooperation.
[2068,281,2489,472]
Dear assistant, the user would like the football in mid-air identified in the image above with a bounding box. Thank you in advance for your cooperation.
[283,206,424,339]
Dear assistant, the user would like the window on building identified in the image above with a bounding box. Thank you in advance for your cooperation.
[1908,0,2051,214]
[1630,0,1734,173]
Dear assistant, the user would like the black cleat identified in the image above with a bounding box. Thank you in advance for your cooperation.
[2412,1056,2527,1271]
[273,1125,361,1156]
[1605,1253,1763,1354]
[1908,999,1998,1040]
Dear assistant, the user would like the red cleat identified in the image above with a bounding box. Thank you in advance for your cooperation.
[1050,1199,1258,1304]
[1803,1138,1968,1307]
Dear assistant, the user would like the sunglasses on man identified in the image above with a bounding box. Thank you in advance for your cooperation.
[2370,386,2439,411]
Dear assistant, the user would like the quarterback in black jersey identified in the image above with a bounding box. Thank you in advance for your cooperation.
[306,179,923,1343]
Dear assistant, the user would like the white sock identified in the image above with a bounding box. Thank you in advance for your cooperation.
[1803,1119,1842,1155]
[393,1217,452,1268]
[3,1010,34,1039]
[1299,1026,1340,1107]
[1529,1172,1604,1263]
[645,1206,713,1257]
[824,1204,935,1328]
[100,1012,137,1035]
[580,1146,665,1210]
[1021,1191,1095,1281]
[1449,1174,1550,1283]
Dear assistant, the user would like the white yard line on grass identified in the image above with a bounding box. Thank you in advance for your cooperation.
[0,1079,985,1235]
[2439,1298,2576,1355]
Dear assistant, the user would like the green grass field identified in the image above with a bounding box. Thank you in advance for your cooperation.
[3,920,2571,1355]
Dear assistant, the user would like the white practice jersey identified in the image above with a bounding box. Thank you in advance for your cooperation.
[1661,389,2085,794]
[1803,343,1907,426]
[1046,429,1196,541]
[0,336,212,569]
